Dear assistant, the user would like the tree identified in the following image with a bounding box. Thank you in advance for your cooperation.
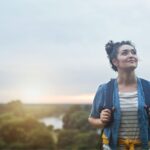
[0,114,56,150]
[74,131,97,150]
[63,110,94,131]
[57,129,98,150]
[57,129,78,150]
[26,128,56,150]
[5,100,25,116]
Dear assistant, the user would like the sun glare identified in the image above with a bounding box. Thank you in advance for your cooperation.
[18,84,94,104]
[20,87,44,103]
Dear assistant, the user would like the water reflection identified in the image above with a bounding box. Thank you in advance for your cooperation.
[39,117,63,129]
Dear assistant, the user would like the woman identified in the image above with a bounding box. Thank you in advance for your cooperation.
[88,40,150,150]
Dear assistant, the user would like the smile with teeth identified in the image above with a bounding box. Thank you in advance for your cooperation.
[127,59,136,63]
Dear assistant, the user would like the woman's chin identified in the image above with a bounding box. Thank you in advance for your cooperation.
[126,66,137,72]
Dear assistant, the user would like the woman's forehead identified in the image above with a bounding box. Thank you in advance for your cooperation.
[118,44,135,51]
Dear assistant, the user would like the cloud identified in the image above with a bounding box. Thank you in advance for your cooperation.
[0,0,150,103]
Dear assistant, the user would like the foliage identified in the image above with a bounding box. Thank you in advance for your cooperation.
[5,100,25,116]
[0,113,56,150]
[26,128,56,149]
[0,101,97,150]
[57,129,78,150]
[74,131,98,150]
[23,103,71,118]
[60,105,98,150]
[57,129,98,150]
[63,105,94,131]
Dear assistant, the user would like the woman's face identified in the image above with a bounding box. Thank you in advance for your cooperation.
[113,44,138,72]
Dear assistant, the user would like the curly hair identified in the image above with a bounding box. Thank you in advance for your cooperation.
[105,40,136,72]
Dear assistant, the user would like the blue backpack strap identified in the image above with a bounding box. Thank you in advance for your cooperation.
[105,78,150,107]
[103,79,115,128]
[103,79,115,109]
[98,79,115,148]
[103,78,150,109]
[140,78,150,106]
[140,78,150,126]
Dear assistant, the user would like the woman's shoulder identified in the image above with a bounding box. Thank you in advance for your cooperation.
[98,78,116,86]
[97,82,108,89]
[137,78,150,88]
[97,79,116,91]
[138,77,150,83]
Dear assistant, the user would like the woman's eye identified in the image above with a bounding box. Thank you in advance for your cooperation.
[131,50,136,55]
[121,50,136,55]
[122,51,128,55]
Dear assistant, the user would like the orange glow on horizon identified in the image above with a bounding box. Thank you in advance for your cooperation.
[18,93,95,104]
[44,94,94,104]
[3,88,94,104]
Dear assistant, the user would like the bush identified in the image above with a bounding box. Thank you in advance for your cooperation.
[57,129,78,150]
[0,114,56,150]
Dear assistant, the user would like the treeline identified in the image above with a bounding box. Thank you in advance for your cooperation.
[0,113,56,149]
[0,101,73,118]
[0,100,98,150]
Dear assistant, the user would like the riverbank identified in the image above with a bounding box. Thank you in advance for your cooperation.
[39,116,63,129]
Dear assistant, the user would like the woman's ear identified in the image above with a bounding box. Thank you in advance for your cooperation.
[112,58,118,67]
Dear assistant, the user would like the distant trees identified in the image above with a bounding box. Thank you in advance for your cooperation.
[57,129,97,150]
[0,108,56,149]
[4,100,25,116]
[63,105,94,131]
[26,127,55,150]
[0,101,97,150]
[57,129,78,150]
[58,105,98,150]
[74,131,98,150]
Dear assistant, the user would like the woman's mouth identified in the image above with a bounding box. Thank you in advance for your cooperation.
[127,59,136,63]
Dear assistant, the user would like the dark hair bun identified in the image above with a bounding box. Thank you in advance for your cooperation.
[105,40,114,56]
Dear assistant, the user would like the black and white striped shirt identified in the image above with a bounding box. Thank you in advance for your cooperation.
[118,91,140,139]
[103,91,142,150]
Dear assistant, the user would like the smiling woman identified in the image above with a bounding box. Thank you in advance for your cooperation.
[88,40,150,150]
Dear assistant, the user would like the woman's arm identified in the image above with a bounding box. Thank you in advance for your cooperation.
[88,117,105,128]
[88,109,112,128]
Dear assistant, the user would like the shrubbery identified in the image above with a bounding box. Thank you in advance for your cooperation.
[0,101,98,150]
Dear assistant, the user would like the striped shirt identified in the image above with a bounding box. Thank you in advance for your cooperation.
[118,91,140,139]
[103,91,141,150]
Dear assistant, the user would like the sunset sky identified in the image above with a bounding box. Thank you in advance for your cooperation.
[0,0,150,104]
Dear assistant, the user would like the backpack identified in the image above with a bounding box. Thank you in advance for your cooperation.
[103,78,150,113]
[97,78,150,149]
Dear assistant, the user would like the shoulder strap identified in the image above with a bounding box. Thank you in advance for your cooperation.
[103,79,115,109]
[140,78,150,106]
[105,78,150,107]
[98,79,115,147]
[140,78,150,128]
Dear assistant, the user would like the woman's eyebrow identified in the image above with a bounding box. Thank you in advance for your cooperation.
[121,48,135,52]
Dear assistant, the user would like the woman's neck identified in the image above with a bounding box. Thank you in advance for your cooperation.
[117,71,137,86]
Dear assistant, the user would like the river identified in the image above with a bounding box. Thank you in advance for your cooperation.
[39,117,63,129]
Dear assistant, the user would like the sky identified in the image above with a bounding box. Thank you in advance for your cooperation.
[0,0,150,104]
